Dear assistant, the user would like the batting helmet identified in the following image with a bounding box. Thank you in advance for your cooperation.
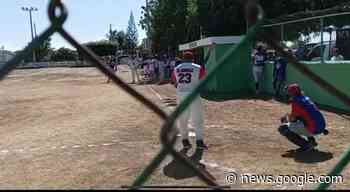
[287,83,302,96]
[183,51,194,60]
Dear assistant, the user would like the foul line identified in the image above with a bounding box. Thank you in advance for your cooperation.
[149,85,164,101]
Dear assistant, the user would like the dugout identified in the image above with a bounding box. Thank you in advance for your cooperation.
[179,36,255,101]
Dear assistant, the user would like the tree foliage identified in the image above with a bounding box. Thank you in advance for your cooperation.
[83,41,118,57]
[35,37,53,62]
[106,29,128,50]
[51,47,78,61]
[140,0,350,53]
[126,11,139,53]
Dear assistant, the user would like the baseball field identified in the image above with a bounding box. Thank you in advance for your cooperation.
[0,66,349,189]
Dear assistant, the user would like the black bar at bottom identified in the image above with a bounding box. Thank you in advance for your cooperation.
[121,185,231,189]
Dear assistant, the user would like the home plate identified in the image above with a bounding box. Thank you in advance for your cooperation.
[177,131,196,137]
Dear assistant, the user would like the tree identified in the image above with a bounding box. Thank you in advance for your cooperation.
[140,0,188,54]
[106,29,128,52]
[35,37,53,62]
[126,11,139,53]
[106,29,118,43]
[140,0,155,38]
[140,0,350,54]
[82,41,118,57]
[116,31,128,50]
[51,47,78,61]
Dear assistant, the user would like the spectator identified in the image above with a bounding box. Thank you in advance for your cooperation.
[331,48,344,61]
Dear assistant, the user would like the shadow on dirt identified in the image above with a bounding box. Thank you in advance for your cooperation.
[282,149,333,164]
[163,148,215,180]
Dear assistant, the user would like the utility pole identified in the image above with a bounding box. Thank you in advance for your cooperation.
[109,24,113,40]
[22,6,38,62]
[34,22,38,38]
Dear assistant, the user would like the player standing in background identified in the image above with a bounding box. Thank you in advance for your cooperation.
[252,45,267,94]
[153,55,160,83]
[128,55,140,84]
[273,50,287,98]
[158,54,167,84]
[169,55,176,77]
[171,51,207,150]
[106,56,118,84]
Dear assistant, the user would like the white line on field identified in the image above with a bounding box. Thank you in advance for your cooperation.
[102,143,115,146]
[15,149,25,153]
[1,150,9,154]
[200,160,238,173]
[149,86,163,101]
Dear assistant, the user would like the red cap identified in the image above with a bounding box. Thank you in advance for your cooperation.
[287,83,302,96]
[183,51,194,60]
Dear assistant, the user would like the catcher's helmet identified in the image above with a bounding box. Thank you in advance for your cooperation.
[287,83,302,96]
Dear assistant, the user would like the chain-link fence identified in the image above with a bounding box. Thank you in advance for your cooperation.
[0,0,349,190]
[263,12,350,63]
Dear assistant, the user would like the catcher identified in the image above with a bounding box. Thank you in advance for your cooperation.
[279,84,329,152]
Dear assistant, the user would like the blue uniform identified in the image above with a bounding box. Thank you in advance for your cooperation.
[291,96,326,135]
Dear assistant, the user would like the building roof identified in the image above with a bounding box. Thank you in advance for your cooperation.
[179,36,243,51]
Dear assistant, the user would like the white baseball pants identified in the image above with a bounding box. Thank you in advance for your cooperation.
[131,68,140,83]
[177,93,204,141]
[253,66,264,83]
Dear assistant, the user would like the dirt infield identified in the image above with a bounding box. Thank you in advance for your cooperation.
[0,66,349,189]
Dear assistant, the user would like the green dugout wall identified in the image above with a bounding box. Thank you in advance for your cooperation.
[261,62,350,113]
[179,37,350,113]
[179,36,255,100]
[201,44,255,100]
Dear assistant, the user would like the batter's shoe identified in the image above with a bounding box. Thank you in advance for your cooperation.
[182,139,192,150]
[323,129,330,135]
[296,144,314,153]
[308,137,318,148]
[196,140,208,150]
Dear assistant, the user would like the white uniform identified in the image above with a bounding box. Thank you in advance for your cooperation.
[171,62,206,140]
[253,52,266,83]
[158,60,166,82]
[128,58,140,83]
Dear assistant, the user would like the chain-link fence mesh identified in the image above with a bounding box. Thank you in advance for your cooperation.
[0,0,349,190]
[263,12,350,63]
